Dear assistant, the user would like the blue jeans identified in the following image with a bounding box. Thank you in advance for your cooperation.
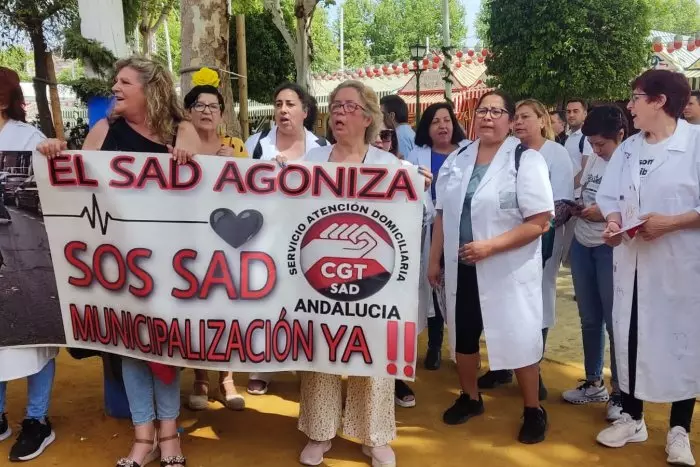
[0,359,55,420]
[569,238,618,391]
[121,358,181,426]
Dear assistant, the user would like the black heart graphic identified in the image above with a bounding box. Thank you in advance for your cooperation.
[209,208,264,248]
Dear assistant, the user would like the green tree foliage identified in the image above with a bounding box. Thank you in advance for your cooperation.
[339,0,467,68]
[644,0,700,34]
[335,0,372,68]
[230,8,296,103]
[310,6,339,72]
[0,46,32,80]
[56,61,85,84]
[483,0,651,105]
[0,0,78,136]
[154,8,181,73]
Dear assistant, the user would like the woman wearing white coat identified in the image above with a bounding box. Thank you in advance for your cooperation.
[296,80,431,467]
[244,82,328,395]
[596,69,700,466]
[478,99,574,399]
[406,102,469,371]
[429,90,554,444]
[0,66,57,462]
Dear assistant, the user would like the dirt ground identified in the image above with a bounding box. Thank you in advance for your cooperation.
[1,269,695,467]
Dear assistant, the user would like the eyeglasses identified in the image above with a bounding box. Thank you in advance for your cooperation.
[192,102,221,113]
[629,93,647,103]
[330,101,365,114]
[475,107,508,119]
[379,129,394,141]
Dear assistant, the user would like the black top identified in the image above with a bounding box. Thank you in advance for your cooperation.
[100,117,175,153]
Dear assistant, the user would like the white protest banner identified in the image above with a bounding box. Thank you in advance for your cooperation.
[28,151,423,380]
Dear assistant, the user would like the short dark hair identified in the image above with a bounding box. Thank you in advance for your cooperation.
[566,98,588,111]
[381,112,400,157]
[304,94,318,131]
[414,102,467,148]
[690,90,700,101]
[184,85,225,111]
[379,94,409,124]
[476,90,516,121]
[581,104,629,141]
[549,110,566,123]
[632,69,690,119]
[273,82,310,111]
[0,66,26,122]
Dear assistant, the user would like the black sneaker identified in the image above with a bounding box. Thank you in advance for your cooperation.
[539,373,548,401]
[424,347,441,370]
[478,369,513,389]
[518,406,548,444]
[0,413,11,442]
[9,418,55,462]
[443,393,485,425]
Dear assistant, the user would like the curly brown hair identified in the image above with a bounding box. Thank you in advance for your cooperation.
[110,56,187,143]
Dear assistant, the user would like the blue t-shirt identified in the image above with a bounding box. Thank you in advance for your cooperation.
[396,124,416,158]
[459,163,490,264]
[430,150,450,202]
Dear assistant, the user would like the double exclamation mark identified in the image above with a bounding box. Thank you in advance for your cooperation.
[386,321,416,377]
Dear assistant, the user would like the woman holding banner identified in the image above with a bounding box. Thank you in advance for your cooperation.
[290,80,430,467]
[183,68,247,412]
[37,56,198,467]
[244,81,327,396]
[0,66,57,462]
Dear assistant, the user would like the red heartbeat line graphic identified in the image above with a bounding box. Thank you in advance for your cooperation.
[42,194,208,235]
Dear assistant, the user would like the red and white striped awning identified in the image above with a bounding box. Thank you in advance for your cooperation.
[400,87,494,115]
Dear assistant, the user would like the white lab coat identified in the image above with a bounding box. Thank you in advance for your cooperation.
[596,120,700,402]
[244,125,326,160]
[538,140,575,329]
[406,141,472,323]
[0,120,57,382]
[436,137,554,368]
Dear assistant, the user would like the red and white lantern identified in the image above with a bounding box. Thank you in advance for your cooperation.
[674,35,683,50]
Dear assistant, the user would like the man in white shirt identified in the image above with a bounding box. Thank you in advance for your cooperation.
[683,91,700,125]
[564,99,595,183]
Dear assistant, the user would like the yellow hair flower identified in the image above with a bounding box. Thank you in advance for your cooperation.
[192,67,220,88]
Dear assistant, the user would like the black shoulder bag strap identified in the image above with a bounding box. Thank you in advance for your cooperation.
[252,128,271,160]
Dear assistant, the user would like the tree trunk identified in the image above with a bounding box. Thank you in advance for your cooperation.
[29,28,55,138]
[180,0,240,137]
[45,52,64,140]
[295,16,310,90]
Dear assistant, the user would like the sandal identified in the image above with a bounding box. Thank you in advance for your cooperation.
[394,380,416,408]
[158,434,186,467]
[116,436,159,467]
[219,377,245,411]
[246,379,269,395]
[187,380,209,410]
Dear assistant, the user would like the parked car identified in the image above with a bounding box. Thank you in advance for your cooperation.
[3,174,28,203]
[14,175,41,214]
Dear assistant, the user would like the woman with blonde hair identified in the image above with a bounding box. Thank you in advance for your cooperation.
[297,80,430,467]
[38,55,199,467]
[477,99,574,398]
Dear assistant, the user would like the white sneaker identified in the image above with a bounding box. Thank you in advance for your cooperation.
[563,380,610,404]
[596,413,648,448]
[666,426,696,466]
[606,394,623,421]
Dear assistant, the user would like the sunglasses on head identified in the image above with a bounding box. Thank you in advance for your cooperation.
[379,129,394,141]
